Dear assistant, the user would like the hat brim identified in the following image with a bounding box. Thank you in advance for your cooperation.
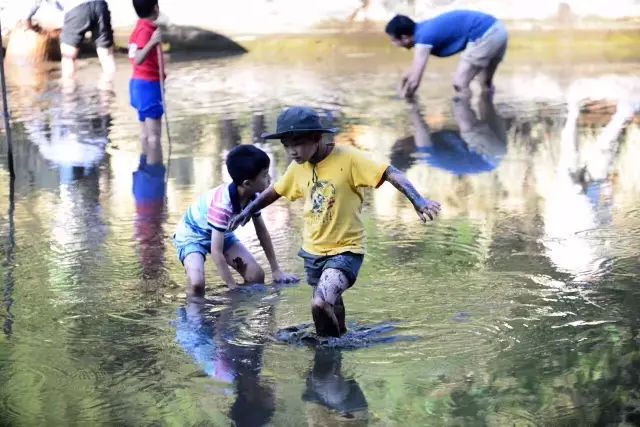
[261,128,338,140]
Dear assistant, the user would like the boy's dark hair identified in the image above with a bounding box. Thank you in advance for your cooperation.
[226,145,270,184]
[385,15,416,39]
[133,0,158,18]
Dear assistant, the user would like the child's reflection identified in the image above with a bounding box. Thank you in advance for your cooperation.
[175,290,276,427]
[303,348,368,423]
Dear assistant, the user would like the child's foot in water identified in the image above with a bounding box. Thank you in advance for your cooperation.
[312,302,341,337]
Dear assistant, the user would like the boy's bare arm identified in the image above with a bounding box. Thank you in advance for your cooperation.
[228,186,281,231]
[210,232,237,288]
[252,216,298,283]
[131,29,162,65]
[382,165,441,222]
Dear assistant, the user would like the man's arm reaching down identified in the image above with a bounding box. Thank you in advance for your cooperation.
[401,45,431,98]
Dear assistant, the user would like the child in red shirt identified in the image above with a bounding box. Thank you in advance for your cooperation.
[129,0,164,171]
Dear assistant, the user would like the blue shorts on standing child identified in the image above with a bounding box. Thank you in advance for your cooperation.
[130,79,164,122]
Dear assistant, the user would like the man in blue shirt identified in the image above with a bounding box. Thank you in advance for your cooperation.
[385,10,508,99]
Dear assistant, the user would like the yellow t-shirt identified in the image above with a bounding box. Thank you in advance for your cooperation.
[274,145,389,256]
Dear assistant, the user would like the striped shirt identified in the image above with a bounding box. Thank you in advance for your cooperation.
[177,183,260,240]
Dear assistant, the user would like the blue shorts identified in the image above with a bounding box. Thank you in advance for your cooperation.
[298,249,364,287]
[173,230,240,265]
[130,79,164,122]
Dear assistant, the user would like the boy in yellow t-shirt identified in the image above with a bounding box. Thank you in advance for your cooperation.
[228,107,441,337]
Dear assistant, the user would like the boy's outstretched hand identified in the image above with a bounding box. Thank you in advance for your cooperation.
[273,269,299,284]
[228,211,250,231]
[415,198,441,222]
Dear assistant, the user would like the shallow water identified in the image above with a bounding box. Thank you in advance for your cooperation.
[0,37,640,426]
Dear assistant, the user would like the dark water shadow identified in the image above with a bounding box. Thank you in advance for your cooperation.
[275,322,417,349]
[302,347,369,422]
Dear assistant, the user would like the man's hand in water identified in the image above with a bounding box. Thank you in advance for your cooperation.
[272,269,299,284]
[402,76,420,98]
[228,211,251,231]
[414,198,441,222]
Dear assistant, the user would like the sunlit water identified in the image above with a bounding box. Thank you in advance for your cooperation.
[0,36,640,426]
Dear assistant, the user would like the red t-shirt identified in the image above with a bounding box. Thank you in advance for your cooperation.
[128,19,165,81]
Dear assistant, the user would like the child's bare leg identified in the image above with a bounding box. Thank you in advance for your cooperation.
[60,43,79,80]
[144,118,163,165]
[311,268,349,337]
[184,252,206,299]
[96,46,116,81]
[224,242,265,284]
[334,296,347,335]
[452,59,481,99]
[139,122,149,154]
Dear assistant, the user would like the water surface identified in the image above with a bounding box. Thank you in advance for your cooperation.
[0,37,639,425]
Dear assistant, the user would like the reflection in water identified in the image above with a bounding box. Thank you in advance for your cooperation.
[133,111,167,285]
[542,87,638,285]
[0,41,639,425]
[391,94,506,176]
[133,157,167,283]
[175,290,276,426]
[302,348,368,423]
[2,182,15,337]
[23,87,111,182]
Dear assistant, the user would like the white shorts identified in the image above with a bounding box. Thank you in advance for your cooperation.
[461,21,509,68]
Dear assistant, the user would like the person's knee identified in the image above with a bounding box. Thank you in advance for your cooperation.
[146,133,160,148]
[452,75,471,93]
[320,268,349,289]
[60,43,78,59]
[311,295,325,309]
[244,264,265,284]
[184,253,206,289]
[186,268,205,288]
[146,123,161,145]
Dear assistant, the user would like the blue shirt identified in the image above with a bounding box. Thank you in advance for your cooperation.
[415,10,497,57]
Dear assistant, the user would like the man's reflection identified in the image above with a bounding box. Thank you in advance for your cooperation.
[391,94,506,176]
[302,348,368,423]
[18,80,112,180]
[175,290,275,427]
[30,83,110,235]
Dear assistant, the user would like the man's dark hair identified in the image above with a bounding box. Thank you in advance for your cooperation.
[226,145,270,184]
[385,15,416,38]
[133,0,158,18]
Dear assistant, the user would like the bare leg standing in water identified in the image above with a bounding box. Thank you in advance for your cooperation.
[19,1,116,86]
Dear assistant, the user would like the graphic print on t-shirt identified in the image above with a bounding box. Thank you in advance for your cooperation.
[309,180,336,227]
